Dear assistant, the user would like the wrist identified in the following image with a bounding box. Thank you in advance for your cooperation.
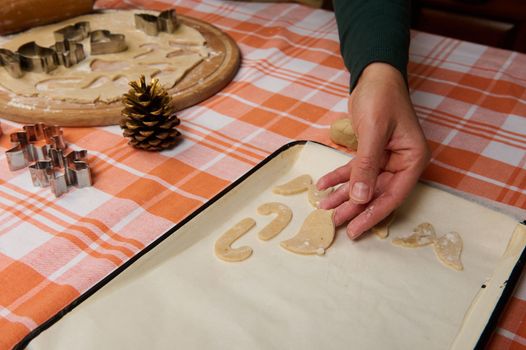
[358,62,406,89]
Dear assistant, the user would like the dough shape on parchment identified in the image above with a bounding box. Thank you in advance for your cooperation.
[307,184,333,208]
[372,211,396,239]
[214,218,256,262]
[392,222,437,247]
[273,174,312,195]
[257,202,293,241]
[392,222,464,271]
[280,209,335,256]
[433,231,463,271]
[0,10,210,103]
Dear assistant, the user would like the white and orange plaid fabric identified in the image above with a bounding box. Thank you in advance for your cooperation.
[0,0,525,348]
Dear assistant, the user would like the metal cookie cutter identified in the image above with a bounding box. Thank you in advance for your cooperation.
[29,159,69,197]
[135,9,178,36]
[54,21,91,42]
[6,123,66,171]
[5,123,92,197]
[0,48,23,78]
[40,148,92,196]
[17,41,58,73]
[51,40,86,68]
[90,30,127,55]
[64,150,92,188]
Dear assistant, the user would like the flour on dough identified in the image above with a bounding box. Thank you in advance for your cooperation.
[281,209,335,255]
[433,232,463,271]
[214,218,256,262]
[257,202,293,241]
[0,10,210,103]
[273,174,312,195]
[392,222,437,247]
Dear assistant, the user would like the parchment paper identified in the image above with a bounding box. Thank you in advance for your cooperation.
[27,142,523,350]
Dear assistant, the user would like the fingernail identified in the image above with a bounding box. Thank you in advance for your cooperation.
[351,182,369,203]
[347,228,359,240]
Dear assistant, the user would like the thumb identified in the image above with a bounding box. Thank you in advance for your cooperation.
[349,125,387,204]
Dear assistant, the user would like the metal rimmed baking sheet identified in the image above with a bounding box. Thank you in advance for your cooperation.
[23,141,526,350]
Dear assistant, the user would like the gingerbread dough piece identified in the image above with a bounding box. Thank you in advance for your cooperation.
[280,209,335,256]
[372,211,396,239]
[0,10,210,103]
[307,184,333,208]
[433,232,463,271]
[214,218,256,262]
[273,174,313,195]
[257,202,293,241]
[330,118,358,150]
[392,222,437,247]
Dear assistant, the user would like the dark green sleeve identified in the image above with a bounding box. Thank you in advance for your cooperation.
[333,0,410,91]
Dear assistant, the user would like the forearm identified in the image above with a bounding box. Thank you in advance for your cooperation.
[333,0,411,90]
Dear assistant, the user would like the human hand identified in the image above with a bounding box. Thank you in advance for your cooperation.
[317,62,430,239]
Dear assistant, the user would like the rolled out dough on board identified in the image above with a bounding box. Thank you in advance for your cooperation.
[0,10,241,126]
[0,10,208,103]
[26,142,524,350]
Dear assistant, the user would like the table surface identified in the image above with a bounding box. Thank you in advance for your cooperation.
[0,0,525,349]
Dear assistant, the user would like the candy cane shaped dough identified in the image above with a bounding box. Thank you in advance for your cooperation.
[214,218,256,262]
[257,202,293,241]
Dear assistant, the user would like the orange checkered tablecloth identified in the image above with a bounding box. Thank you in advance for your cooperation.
[0,0,525,348]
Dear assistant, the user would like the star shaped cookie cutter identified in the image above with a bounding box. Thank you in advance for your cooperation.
[135,9,179,36]
[5,123,93,197]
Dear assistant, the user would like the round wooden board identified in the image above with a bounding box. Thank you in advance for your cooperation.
[0,13,241,126]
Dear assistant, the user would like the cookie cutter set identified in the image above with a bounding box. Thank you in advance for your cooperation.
[0,21,126,78]
[0,9,179,78]
[0,9,180,195]
[4,123,93,197]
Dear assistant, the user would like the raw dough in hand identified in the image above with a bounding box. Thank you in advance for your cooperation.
[0,10,210,103]
[281,209,335,255]
[257,202,293,241]
[372,211,396,239]
[330,118,358,150]
[433,232,463,271]
[214,218,256,262]
[307,184,333,208]
[392,222,437,247]
[273,174,312,195]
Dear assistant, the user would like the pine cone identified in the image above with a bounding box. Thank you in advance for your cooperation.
[120,75,181,151]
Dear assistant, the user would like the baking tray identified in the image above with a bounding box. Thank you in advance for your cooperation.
[21,141,526,350]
